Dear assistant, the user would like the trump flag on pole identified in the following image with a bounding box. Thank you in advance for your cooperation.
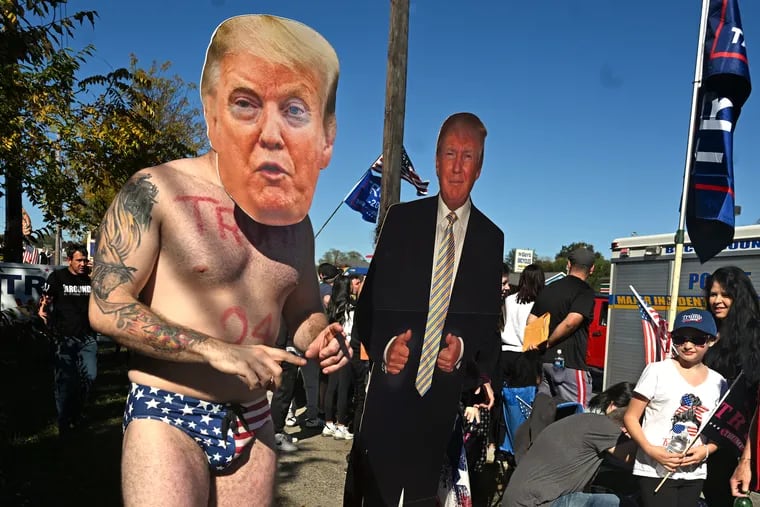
[344,170,382,223]
[686,0,751,263]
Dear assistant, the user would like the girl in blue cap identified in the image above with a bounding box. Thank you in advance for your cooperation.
[623,308,726,507]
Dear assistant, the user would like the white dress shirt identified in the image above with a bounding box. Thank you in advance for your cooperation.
[431,195,471,285]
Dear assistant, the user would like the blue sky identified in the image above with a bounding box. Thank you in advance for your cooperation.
[14,0,760,261]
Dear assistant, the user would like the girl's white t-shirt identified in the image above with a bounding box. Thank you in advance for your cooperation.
[632,359,726,480]
[501,293,534,352]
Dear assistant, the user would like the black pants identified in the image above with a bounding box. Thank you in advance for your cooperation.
[637,476,703,507]
[702,447,736,507]
[270,359,300,434]
[300,358,321,420]
[324,363,353,425]
[350,358,369,434]
[494,350,522,448]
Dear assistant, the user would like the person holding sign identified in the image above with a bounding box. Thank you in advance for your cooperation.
[88,15,349,506]
[527,248,595,406]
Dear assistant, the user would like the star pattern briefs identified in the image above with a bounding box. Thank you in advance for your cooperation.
[123,382,271,471]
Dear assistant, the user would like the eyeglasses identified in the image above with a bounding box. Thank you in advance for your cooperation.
[671,334,712,346]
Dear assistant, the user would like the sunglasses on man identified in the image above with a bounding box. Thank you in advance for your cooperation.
[671,334,713,346]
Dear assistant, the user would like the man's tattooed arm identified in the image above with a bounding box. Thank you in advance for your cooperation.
[89,172,210,361]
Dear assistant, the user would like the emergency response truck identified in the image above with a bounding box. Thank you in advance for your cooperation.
[603,224,760,389]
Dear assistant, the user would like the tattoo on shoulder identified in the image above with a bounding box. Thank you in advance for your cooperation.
[92,173,158,312]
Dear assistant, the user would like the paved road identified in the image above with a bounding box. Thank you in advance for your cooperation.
[275,420,353,507]
[273,419,760,507]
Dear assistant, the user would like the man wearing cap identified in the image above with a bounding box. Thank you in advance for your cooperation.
[318,262,341,309]
[88,15,349,506]
[528,248,596,406]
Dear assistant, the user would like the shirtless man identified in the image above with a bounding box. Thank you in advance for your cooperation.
[88,15,347,506]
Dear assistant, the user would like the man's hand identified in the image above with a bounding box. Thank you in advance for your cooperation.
[436,333,461,373]
[207,343,306,391]
[385,329,412,374]
[305,322,352,374]
[731,459,753,497]
[474,381,495,410]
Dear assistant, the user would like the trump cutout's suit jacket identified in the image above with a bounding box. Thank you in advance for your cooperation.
[346,196,503,506]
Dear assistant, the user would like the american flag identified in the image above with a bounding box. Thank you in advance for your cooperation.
[22,243,40,264]
[672,393,710,437]
[369,146,429,196]
[630,285,671,365]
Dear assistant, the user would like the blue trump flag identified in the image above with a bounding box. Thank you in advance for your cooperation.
[686,0,752,263]
[344,169,382,223]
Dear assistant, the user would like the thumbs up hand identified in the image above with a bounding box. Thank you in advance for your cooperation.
[436,333,462,373]
[385,329,412,374]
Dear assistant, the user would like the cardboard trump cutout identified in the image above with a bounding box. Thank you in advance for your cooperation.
[345,113,504,506]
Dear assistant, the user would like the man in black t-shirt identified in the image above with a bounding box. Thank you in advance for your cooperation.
[528,248,595,406]
[39,244,96,436]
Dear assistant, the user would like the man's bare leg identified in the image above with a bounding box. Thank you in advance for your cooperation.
[122,419,211,506]
[212,420,277,507]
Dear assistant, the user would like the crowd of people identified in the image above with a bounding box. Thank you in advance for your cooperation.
[266,255,760,507]
[270,263,368,452]
[25,12,760,507]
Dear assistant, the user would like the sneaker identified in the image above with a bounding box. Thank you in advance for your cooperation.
[322,421,337,437]
[285,411,297,427]
[275,433,299,452]
[333,425,354,440]
[305,418,324,429]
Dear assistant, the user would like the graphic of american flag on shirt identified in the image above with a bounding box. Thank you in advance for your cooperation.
[672,393,710,437]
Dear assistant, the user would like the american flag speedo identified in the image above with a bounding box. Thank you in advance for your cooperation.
[123,382,271,472]
[630,286,671,365]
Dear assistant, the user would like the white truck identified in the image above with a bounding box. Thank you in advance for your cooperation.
[603,224,760,389]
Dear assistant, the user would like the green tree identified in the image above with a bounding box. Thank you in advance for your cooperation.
[319,249,369,268]
[556,242,597,260]
[2,1,208,263]
[536,242,610,291]
[62,55,207,232]
[1,0,97,261]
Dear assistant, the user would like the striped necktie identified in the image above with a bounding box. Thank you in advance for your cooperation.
[415,211,457,396]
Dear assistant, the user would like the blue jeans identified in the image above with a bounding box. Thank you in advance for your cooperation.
[551,492,620,507]
[53,335,97,432]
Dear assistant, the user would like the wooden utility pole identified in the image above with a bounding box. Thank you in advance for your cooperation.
[376,0,409,241]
